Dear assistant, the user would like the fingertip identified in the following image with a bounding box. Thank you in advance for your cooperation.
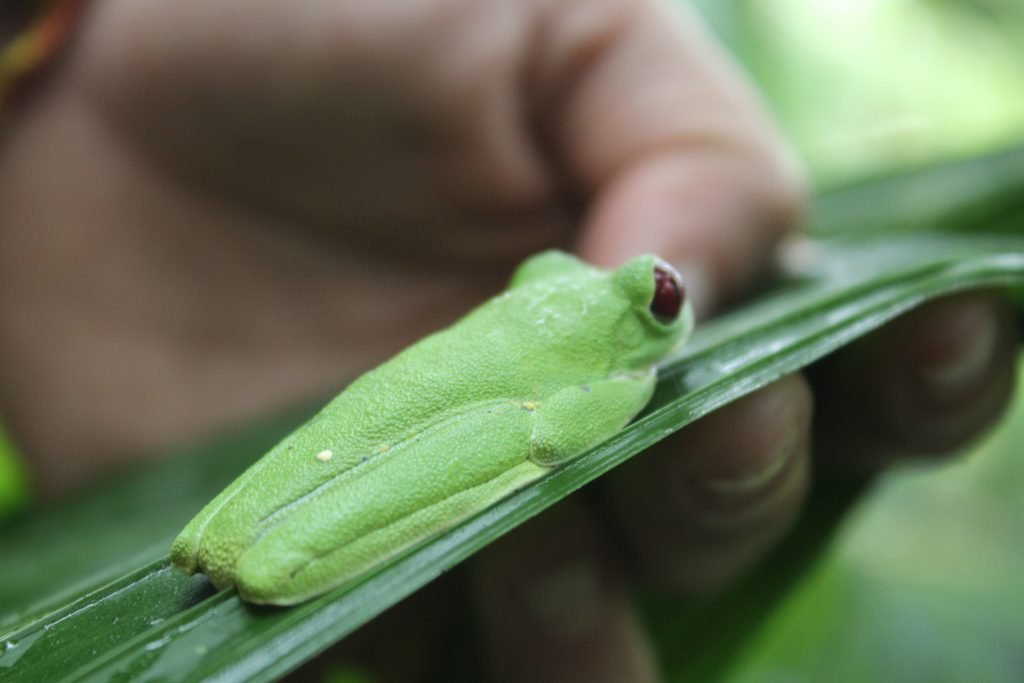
[814,292,1019,471]
[604,374,813,596]
[530,0,805,314]
[906,292,1008,408]
[576,147,804,318]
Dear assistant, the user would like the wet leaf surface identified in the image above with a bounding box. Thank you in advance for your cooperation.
[2,145,1023,682]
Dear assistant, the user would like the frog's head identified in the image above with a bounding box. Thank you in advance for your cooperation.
[608,254,694,370]
[508,249,694,370]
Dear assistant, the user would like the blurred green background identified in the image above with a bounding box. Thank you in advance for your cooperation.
[694,0,1024,184]
[723,368,1024,683]
[1,0,1022,680]
[691,1,1024,682]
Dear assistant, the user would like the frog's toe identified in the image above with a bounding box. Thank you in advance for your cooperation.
[233,544,311,606]
[169,531,200,574]
[194,533,245,591]
[170,521,241,590]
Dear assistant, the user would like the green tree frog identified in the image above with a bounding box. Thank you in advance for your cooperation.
[171,250,694,605]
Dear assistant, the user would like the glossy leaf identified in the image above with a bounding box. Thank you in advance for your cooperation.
[2,232,1021,682]
[810,141,1024,239]
[2,143,1024,682]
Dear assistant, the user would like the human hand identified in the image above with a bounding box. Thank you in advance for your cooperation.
[1,0,798,491]
[0,0,1016,681]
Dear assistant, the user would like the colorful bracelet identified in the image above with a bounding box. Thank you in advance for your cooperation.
[0,0,88,117]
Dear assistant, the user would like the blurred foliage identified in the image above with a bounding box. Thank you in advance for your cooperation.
[679,1,1024,682]
[694,0,1024,184]
[0,424,28,519]
[721,364,1024,683]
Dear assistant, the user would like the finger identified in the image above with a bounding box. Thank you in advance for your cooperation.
[602,373,812,596]
[472,498,657,683]
[812,292,1019,473]
[530,0,804,314]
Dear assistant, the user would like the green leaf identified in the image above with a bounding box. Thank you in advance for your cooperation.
[2,145,1024,681]
[810,141,1024,239]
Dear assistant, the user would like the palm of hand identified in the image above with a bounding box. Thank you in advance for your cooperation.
[2,0,593,484]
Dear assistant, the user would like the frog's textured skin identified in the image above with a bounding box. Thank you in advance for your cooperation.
[170,250,693,605]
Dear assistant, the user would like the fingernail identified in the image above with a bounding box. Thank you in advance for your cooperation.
[522,560,604,638]
[697,423,800,495]
[915,299,998,398]
[698,448,793,495]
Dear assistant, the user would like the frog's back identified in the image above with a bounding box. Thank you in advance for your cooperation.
[329,269,622,444]
[174,269,624,585]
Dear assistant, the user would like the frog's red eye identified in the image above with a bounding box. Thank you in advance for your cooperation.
[651,264,684,323]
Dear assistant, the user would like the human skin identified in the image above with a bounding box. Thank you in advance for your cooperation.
[0,0,1017,680]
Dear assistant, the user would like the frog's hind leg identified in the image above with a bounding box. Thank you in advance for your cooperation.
[232,399,546,605]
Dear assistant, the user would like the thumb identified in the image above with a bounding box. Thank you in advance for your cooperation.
[531,0,804,315]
